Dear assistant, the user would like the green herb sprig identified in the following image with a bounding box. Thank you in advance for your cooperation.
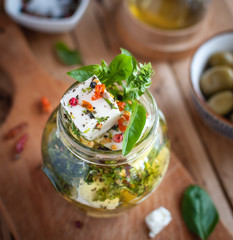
[67,48,154,101]
[182,185,219,240]
[96,116,109,124]
[64,110,81,138]
[67,49,154,155]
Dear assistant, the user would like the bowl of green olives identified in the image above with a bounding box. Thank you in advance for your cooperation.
[190,31,233,138]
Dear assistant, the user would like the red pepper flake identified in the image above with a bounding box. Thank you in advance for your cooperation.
[113,134,123,143]
[91,84,105,101]
[123,111,131,121]
[69,97,78,106]
[74,220,83,229]
[95,84,105,93]
[4,122,28,140]
[118,116,127,132]
[14,133,28,159]
[41,97,51,113]
[82,100,93,112]
[96,123,103,129]
[91,94,99,101]
[117,102,126,111]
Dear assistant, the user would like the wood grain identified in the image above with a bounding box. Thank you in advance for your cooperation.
[0,3,232,240]
[0,68,13,125]
[150,61,233,230]
[171,51,233,225]
[89,0,233,233]
[170,0,233,227]
[0,2,232,240]
[23,29,76,84]
[0,197,20,240]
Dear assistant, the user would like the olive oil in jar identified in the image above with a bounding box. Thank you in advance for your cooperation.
[128,0,209,30]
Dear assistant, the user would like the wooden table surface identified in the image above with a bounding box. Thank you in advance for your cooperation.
[0,0,233,238]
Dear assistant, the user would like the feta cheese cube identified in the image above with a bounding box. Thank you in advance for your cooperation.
[60,76,121,140]
[95,113,150,151]
[145,207,172,238]
[95,128,124,150]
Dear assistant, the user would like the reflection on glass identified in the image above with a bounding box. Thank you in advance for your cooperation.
[128,0,210,30]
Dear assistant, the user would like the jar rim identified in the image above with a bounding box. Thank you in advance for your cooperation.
[57,88,159,165]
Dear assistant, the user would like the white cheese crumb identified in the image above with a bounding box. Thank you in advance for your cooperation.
[145,207,172,238]
[95,128,123,150]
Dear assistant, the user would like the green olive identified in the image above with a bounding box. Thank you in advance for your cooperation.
[207,90,233,115]
[208,51,233,68]
[200,66,233,96]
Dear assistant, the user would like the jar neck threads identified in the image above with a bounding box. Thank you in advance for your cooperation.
[57,89,159,166]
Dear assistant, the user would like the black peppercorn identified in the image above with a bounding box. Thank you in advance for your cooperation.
[117,94,123,101]
[89,113,95,119]
[90,81,97,88]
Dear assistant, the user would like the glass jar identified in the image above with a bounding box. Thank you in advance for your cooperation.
[41,83,170,217]
[128,0,211,30]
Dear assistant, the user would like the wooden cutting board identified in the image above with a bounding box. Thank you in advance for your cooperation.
[0,13,232,240]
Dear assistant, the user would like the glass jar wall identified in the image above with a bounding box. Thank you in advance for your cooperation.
[41,86,170,218]
[128,0,211,30]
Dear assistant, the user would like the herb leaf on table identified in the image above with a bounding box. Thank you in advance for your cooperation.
[182,185,219,240]
[55,41,82,66]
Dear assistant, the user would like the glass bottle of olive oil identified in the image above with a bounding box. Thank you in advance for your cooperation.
[128,0,210,30]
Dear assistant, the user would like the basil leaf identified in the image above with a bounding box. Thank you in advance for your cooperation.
[124,101,133,112]
[101,59,108,67]
[67,65,101,82]
[106,54,133,85]
[120,48,137,70]
[182,185,219,240]
[55,41,82,66]
[122,101,146,156]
